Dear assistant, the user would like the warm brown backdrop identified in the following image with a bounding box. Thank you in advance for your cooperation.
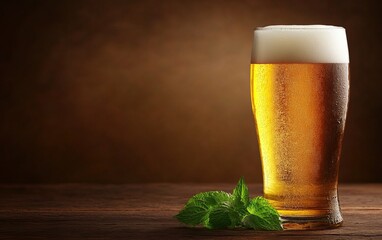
[0,0,381,183]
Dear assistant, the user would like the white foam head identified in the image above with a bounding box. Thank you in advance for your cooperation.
[252,25,349,63]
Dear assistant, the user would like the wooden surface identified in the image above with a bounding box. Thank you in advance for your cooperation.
[0,184,381,239]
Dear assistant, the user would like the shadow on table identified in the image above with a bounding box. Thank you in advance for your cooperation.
[141,227,339,240]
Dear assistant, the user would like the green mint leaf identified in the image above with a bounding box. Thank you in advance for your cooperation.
[231,195,249,224]
[242,214,282,231]
[242,214,259,228]
[175,177,283,231]
[245,197,282,230]
[232,177,249,206]
[231,177,250,222]
[175,204,209,226]
[247,196,279,217]
[206,202,240,229]
[176,191,232,226]
[186,191,231,207]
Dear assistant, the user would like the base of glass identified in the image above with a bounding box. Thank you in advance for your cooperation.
[281,215,343,230]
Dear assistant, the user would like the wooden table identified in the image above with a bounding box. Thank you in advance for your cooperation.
[0,184,381,239]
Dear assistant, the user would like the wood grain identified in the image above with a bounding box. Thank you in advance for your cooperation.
[0,184,381,239]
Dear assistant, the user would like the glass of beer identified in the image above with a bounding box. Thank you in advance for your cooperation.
[250,25,349,230]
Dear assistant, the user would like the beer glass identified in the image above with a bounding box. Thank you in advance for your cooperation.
[250,25,349,230]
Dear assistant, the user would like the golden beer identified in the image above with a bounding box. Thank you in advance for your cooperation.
[251,26,349,229]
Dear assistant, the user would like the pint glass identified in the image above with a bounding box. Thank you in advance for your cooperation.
[250,25,349,229]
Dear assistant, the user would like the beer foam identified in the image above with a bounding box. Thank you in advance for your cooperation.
[252,25,349,63]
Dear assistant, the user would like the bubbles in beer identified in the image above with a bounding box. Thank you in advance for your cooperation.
[251,63,348,218]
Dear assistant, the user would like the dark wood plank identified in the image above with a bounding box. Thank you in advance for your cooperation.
[0,184,381,239]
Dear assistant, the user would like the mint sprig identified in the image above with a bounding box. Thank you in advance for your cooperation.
[175,177,282,231]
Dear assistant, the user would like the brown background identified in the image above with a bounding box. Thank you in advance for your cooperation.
[0,0,381,183]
